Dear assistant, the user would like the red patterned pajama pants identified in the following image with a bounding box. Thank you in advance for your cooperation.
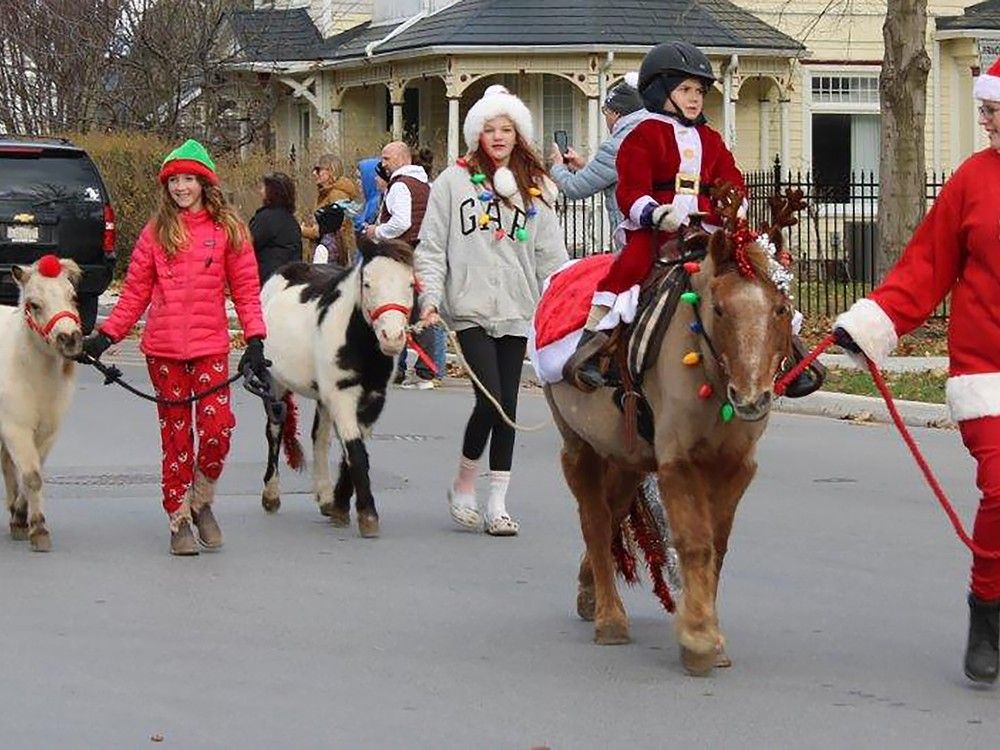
[147,354,236,515]
[959,416,1000,601]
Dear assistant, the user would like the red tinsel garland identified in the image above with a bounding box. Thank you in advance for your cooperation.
[612,525,639,584]
[628,498,676,614]
[730,219,758,280]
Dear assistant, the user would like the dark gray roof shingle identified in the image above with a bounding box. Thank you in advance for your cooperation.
[937,0,1000,30]
[322,0,802,58]
[227,8,323,61]
[232,1,803,64]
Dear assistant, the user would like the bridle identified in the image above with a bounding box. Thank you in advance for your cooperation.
[24,304,80,343]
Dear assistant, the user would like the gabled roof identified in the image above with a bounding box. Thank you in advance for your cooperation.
[226,8,323,62]
[322,0,804,60]
[228,0,803,65]
[937,0,1000,31]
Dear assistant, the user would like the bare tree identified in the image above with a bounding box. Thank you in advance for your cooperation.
[0,0,123,133]
[876,0,931,278]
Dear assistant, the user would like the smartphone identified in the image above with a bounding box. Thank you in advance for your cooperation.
[554,130,569,156]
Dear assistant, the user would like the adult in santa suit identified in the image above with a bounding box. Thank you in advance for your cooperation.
[834,59,1000,684]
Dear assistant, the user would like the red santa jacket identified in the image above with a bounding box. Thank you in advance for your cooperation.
[615,113,746,231]
[835,148,1000,422]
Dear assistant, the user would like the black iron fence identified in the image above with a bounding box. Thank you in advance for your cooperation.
[556,157,950,319]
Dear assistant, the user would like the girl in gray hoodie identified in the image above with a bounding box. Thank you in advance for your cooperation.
[416,85,568,536]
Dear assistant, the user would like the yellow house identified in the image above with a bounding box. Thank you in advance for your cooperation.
[221,0,1000,176]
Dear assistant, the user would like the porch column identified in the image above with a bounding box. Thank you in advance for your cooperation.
[779,97,790,173]
[389,80,405,141]
[588,95,600,154]
[447,96,460,162]
[328,108,343,154]
[759,96,771,169]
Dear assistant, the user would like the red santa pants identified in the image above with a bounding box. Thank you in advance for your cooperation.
[959,416,1000,601]
[147,354,236,516]
[595,230,657,295]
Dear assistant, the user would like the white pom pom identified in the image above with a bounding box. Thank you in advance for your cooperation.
[623,71,639,88]
[493,166,518,199]
[484,84,510,96]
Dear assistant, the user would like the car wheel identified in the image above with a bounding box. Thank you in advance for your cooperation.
[78,293,99,334]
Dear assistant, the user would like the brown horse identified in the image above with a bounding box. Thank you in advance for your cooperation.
[544,189,800,675]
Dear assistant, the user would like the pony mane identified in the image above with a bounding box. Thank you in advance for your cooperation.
[358,235,414,266]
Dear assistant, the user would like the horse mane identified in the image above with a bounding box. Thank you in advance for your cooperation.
[357,235,414,266]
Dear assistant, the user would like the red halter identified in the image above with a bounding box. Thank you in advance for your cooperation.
[367,303,411,322]
[24,305,80,342]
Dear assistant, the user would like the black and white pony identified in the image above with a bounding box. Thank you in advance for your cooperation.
[258,237,415,538]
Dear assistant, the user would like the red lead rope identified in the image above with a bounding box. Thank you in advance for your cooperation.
[776,334,1000,560]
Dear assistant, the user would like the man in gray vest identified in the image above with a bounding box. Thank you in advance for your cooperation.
[550,73,646,250]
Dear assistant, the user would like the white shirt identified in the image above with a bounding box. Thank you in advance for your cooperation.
[375,164,429,240]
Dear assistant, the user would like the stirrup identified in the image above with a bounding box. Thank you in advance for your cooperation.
[563,330,610,392]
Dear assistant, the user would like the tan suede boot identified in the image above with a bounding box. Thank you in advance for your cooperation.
[168,499,198,556]
[190,470,223,549]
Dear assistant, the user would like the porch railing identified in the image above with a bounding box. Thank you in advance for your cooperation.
[556,157,950,319]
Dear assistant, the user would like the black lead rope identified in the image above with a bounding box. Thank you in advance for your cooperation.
[78,354,287,425]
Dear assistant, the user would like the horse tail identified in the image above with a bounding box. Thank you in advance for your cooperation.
[627,493,676,614]
[281,393,305,471]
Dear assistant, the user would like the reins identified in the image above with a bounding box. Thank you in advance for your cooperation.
[776,334,1000,561]
[77,352,244,407]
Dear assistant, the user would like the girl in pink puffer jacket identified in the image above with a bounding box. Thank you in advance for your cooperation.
[81,140,268,556]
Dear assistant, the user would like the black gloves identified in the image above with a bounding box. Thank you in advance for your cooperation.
[239,337,271,380]
[80,331,112,361]
[833,327,862,355]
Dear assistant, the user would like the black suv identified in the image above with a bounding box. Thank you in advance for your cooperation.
[0,136,116,331]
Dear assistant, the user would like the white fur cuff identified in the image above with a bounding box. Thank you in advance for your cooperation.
[834,298,898,367]
[947,373,1000,422]
[974,74,1000,103]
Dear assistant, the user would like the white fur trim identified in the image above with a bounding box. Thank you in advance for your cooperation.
[834,298,898,368]
[463,85,533,150]
[974,74,1000,103]
[529,327,581,384]
[591,286,640,330]
[629,195,657,225]
[623,71,639,88]
[493,166,518,198]
[947,374,1000,422]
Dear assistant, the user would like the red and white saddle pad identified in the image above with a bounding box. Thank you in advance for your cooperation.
[529,255,641,384]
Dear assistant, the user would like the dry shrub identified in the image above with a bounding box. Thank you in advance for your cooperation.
[63,130,443,277]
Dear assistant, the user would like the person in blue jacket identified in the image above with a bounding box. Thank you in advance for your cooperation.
[550,72,647,251]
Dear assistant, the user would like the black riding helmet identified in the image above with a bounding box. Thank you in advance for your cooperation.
[638,41,715,125]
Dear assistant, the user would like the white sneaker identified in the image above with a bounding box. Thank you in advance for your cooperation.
[401,377,435,390]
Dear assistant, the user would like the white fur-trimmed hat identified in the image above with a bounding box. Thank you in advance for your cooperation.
[974,58,1000,102]
[463,85,534,150]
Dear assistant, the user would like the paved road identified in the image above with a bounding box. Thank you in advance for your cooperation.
[1,357,997,749]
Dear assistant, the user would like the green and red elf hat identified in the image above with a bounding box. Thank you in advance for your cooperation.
[158,139,219,186]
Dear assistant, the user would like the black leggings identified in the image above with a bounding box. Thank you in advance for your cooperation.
[456,328,527,472]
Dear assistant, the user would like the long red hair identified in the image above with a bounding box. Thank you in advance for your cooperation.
[465,134,550,209]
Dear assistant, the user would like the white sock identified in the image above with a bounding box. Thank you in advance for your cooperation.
[487,470,511,518]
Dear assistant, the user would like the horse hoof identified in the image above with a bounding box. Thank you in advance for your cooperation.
[261,494,280,514]
[328,508,350,527]
[576,588,595,621]
[318,501,333,517]
[357,513,379,538]
[716,649,732,668]
[9,523,28,541]
[680,646,716,676]
[594,619,630,645]
[29,530,51,552]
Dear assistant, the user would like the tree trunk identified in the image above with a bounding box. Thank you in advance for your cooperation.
[876,0,931,280]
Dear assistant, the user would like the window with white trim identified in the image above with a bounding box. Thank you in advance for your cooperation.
[298,105,311,154]
[808,71,881,203]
